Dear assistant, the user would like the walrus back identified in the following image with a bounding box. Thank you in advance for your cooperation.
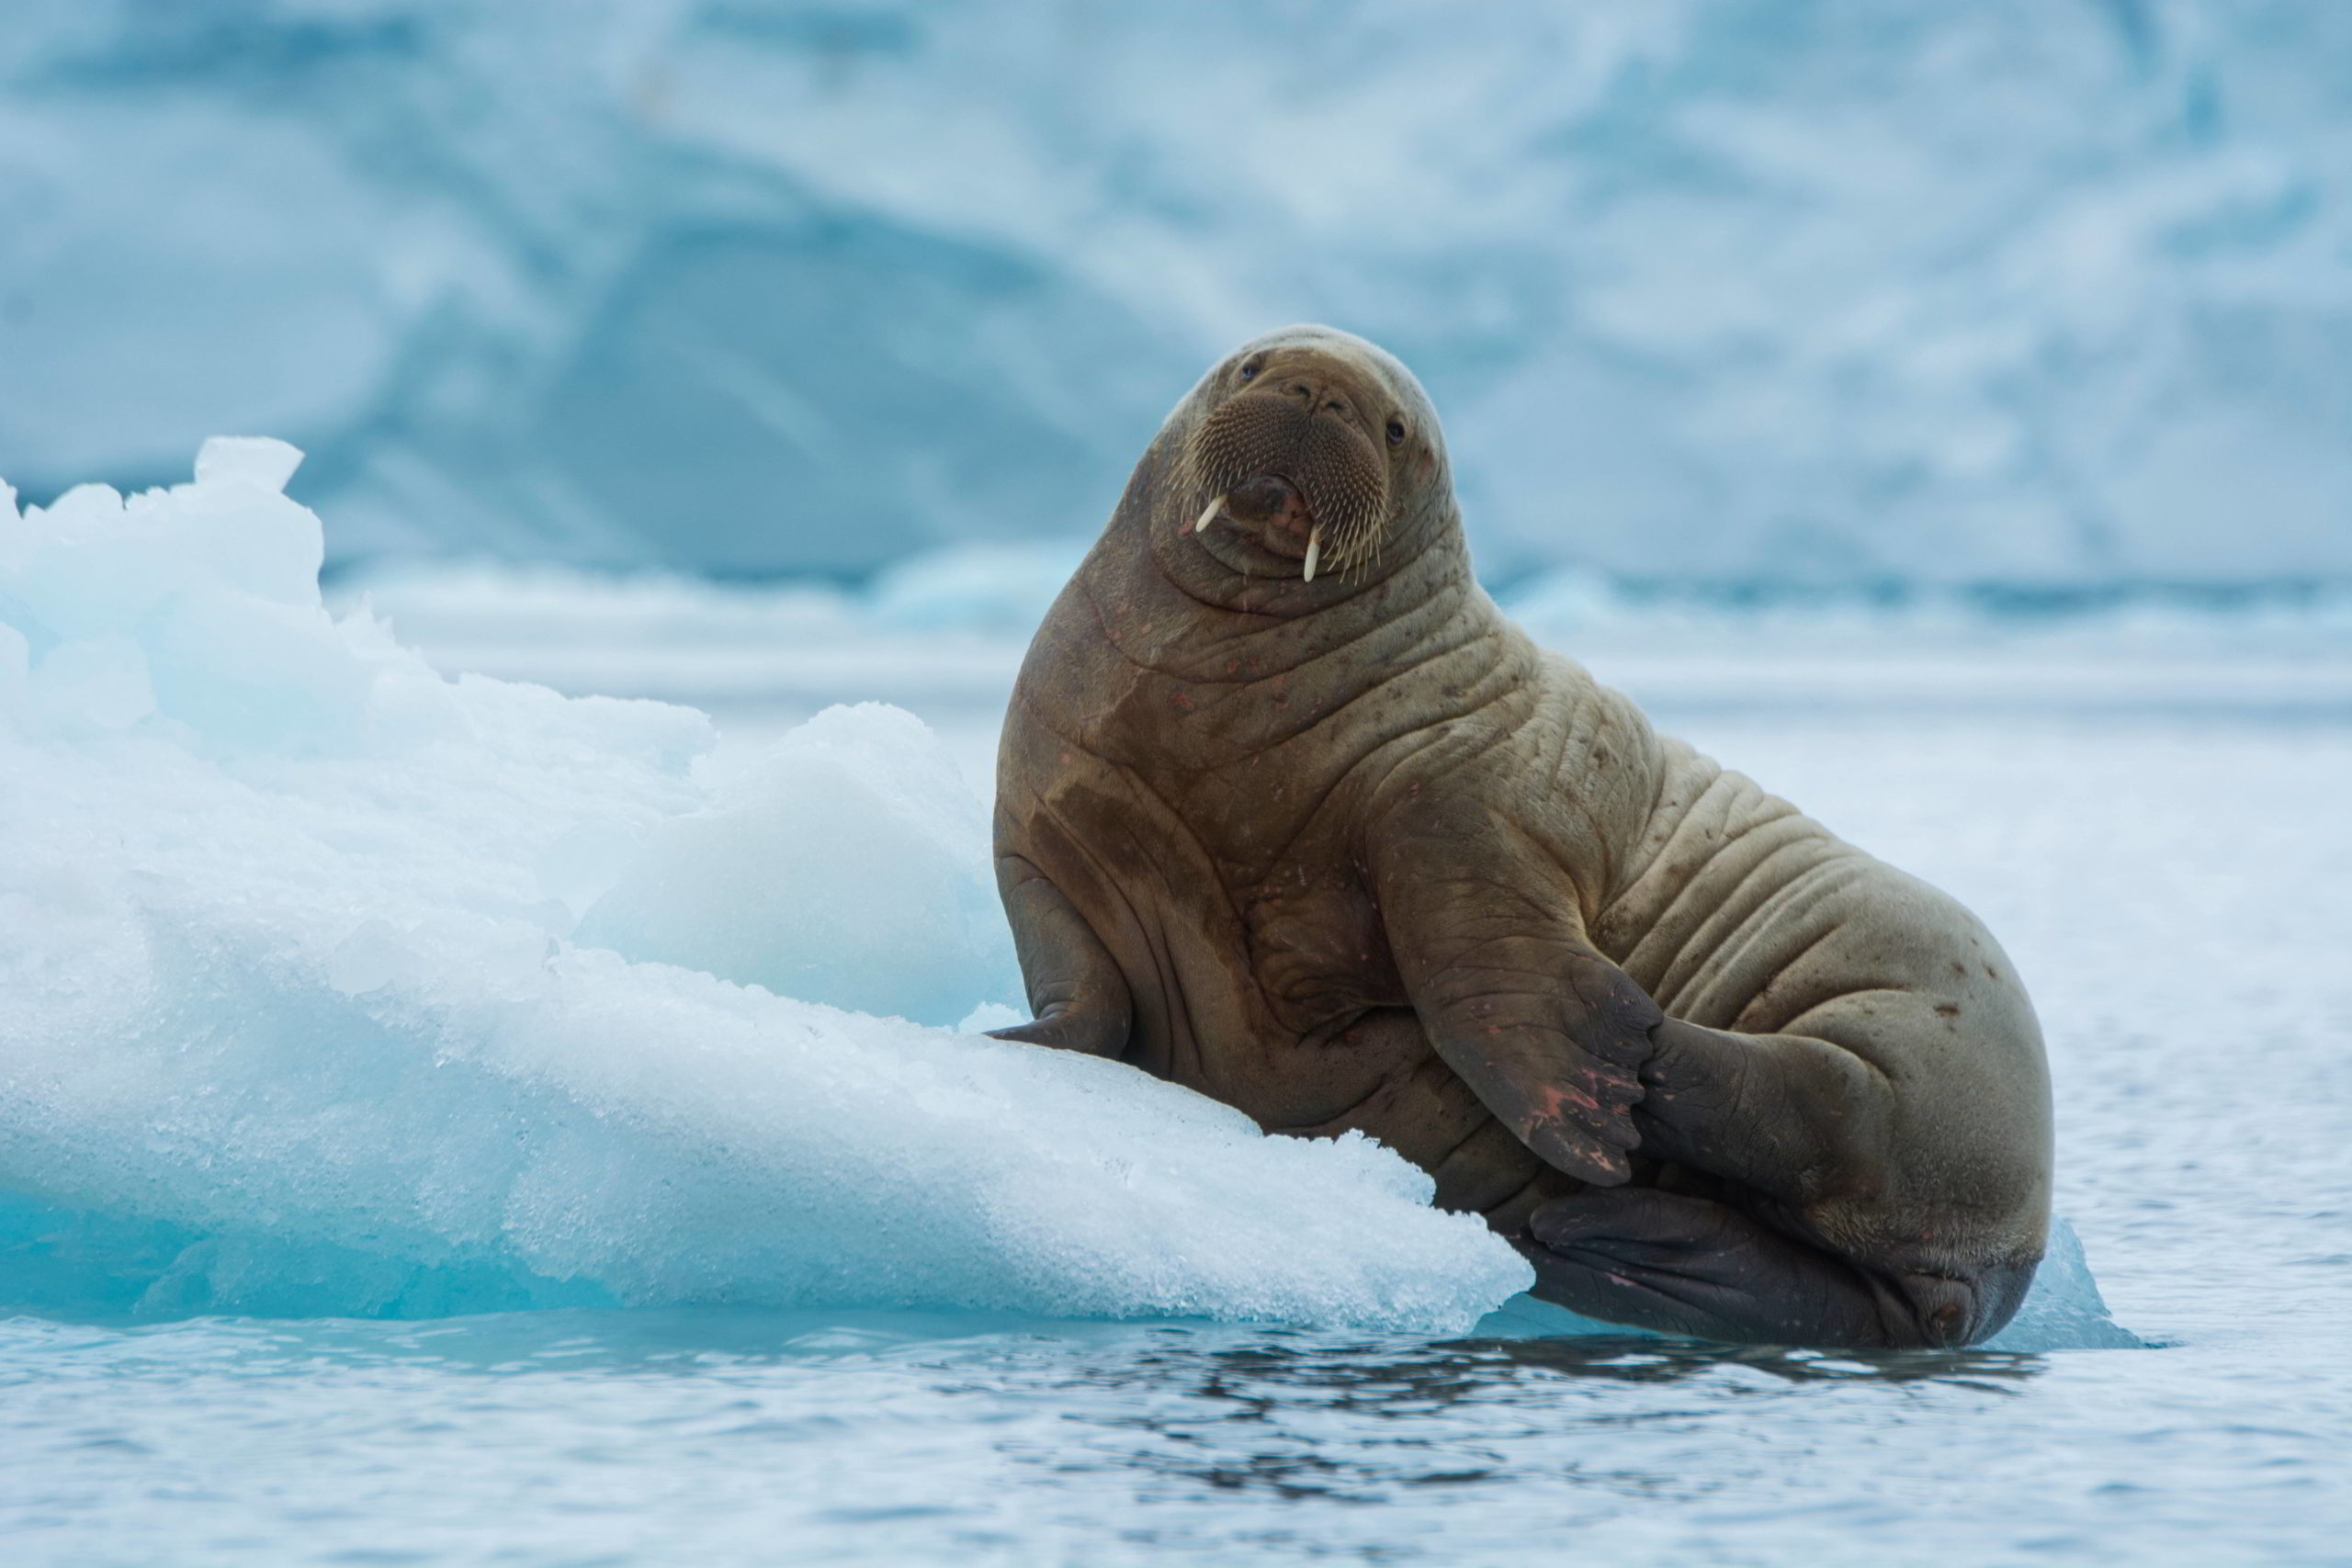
[1577,709,2052,1262]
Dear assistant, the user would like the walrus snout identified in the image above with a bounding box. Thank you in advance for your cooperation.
[1189,387,1389,580]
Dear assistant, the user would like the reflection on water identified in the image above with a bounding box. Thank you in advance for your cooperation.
[124,1308,2046,1508]
[6,1303,2340,1568]
[970,1326,2046,1506]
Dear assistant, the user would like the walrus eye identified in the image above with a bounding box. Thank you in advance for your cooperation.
[1385,418,1407,446]
[1238,361,1260,383]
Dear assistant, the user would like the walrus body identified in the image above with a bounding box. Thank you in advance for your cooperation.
[990,326,2052,1348]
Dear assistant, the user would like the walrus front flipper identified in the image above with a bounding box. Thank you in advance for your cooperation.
[989,854,1133,1056]
[1420,949,1658,1185]
[1521,1188,2023,1348]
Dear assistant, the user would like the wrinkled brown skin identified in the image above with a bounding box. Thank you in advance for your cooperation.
[989,325,2053,1348]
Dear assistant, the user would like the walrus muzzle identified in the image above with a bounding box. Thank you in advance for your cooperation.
[1187,390,1389,578]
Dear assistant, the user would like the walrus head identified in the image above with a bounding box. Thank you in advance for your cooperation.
[1168,325,1451,589]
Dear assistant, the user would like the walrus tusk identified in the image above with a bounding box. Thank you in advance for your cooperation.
[1303,525,1323,582]
[1194,495,1227,534]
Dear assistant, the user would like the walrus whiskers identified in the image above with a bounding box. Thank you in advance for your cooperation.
[1303,526,1322,581]
[1194,495,1227,534]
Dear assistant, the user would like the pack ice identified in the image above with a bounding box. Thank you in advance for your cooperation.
[0,443,1531,1328]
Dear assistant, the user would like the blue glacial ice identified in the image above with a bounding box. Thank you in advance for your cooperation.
[3,1,2348,589]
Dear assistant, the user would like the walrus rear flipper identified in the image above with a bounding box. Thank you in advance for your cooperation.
[1521,1188,2024,1349]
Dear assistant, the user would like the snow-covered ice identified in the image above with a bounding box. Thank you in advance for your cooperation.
[0,444,1530,1330]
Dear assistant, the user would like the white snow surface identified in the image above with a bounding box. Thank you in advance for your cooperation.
[3,1,2349,586]
[0,446,1532,1330]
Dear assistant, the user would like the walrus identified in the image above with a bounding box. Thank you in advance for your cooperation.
[988,324,2052,1348]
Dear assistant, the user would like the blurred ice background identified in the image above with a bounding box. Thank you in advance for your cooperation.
[3,0,2348,595]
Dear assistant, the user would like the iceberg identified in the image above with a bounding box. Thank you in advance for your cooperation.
[3,2,2347,588]
[0,442,1532,1330]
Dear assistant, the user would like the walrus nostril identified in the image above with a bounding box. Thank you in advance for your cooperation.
[1227,474,1295,523]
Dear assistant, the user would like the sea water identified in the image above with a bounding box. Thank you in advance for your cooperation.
[3,453,2346,1564]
